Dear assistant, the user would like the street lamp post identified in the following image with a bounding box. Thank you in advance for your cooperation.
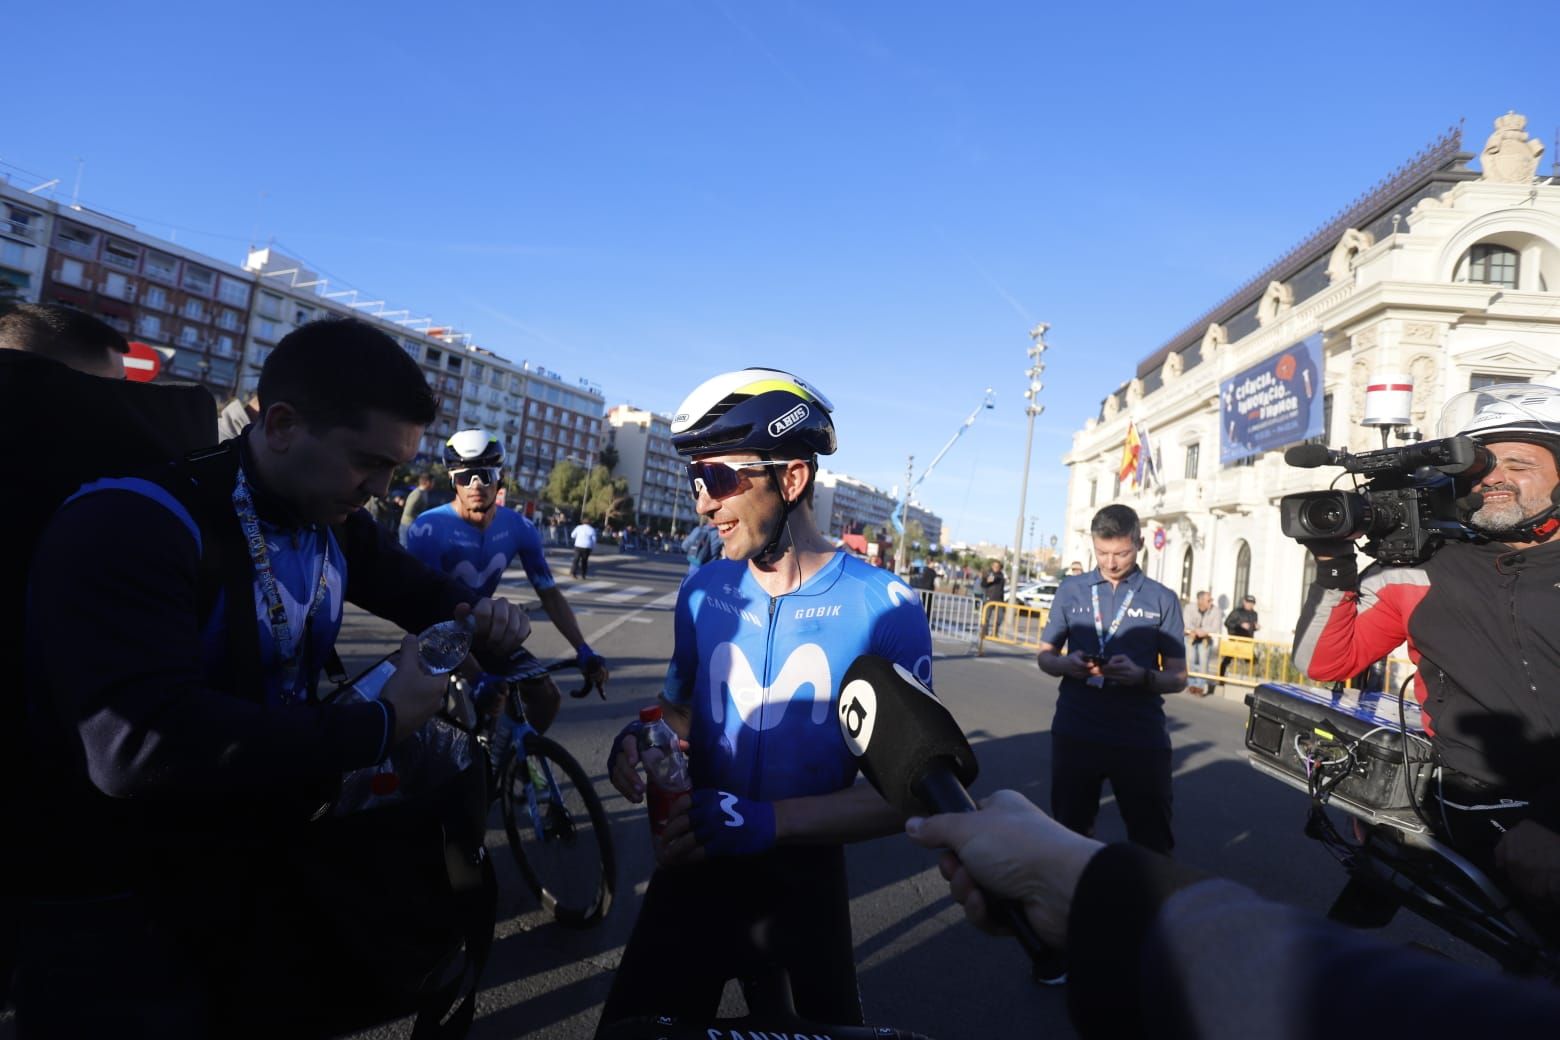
[891,388,997,575]
[1009,323,1049,603]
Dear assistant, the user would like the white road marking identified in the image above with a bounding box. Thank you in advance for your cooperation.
[601,585,652,602]
[648,591,679,608]
[570,581,616,596]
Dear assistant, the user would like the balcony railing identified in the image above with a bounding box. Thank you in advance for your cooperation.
[1,218,37,241]
[101,251,139,272]
[53,236,96,259]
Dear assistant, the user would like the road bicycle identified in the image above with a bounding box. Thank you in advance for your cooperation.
[466,648,617,929]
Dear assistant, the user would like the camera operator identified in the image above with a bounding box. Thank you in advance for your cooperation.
[1292,384,1560,922]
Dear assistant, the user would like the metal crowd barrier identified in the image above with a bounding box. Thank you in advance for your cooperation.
[976,601,1050,655]
[917,590,985,647]
[971,606,1417,693]
[1190,636,1416,693]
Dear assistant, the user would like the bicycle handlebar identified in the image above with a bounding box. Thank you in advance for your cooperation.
[477,645,606,700]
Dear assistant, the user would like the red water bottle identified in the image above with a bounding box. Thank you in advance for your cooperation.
[636,705,691,836]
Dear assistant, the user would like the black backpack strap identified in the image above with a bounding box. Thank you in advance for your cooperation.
[167,443,267,704]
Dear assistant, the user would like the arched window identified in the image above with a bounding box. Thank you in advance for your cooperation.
[1180,548,1194,600]
[1461,243,1520,288]
[1233,540,1252,605]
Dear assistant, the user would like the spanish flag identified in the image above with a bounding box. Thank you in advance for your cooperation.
[1118,422,1141,486]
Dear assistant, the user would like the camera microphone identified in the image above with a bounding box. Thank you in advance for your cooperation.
[1455,492,1485,518]
[838,654,1054,965]
[1283,444,1343,468]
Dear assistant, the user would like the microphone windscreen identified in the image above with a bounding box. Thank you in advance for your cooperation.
[1456,492,1485,517]
[838,654,978,816]
[1284,444,1333,468]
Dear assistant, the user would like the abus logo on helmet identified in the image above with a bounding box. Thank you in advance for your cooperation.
[768,403,810,438]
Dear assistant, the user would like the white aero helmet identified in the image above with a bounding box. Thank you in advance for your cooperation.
[1439,383,1560,451]
[444,429,504,469]
[669,368,836,458]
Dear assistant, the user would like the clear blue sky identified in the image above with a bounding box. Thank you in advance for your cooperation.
[8,1,1558,549]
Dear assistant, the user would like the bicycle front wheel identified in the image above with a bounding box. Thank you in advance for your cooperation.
[502,735,616,929]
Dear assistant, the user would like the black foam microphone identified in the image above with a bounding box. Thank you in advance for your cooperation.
[839,654,1052,963]
[1283,443,1341,468]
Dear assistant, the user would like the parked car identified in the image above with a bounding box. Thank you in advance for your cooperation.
[1014,580,1060,609]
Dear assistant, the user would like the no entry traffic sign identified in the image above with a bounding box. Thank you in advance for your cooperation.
[124,341,163,382]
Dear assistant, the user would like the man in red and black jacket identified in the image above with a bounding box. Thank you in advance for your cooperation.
[1292,384,1560,922]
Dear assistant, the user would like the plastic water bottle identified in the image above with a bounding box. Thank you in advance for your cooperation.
[636,705,691,837]
[418,616,475,675]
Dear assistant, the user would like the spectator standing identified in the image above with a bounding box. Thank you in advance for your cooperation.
[1218,594,1260,682]
[1184,590,1222,697]
[681,521,721,578]
[398,472,436,544]
[980,559,1007,637]
[1068,560,1085,576]
[570,517,598,578]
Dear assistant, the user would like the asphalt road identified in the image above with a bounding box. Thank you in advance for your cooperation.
[333,549,1480,1040]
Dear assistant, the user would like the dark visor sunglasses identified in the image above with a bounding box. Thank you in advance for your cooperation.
[451,467,500,488]
[687,459,789,500]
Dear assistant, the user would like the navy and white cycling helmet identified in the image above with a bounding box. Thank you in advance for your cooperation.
[670,368,837,458]
[444,429,504,470]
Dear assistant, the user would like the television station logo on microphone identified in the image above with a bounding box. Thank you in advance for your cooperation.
[838,659,940,758]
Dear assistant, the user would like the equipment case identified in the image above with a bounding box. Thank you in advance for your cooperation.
[1244,682,1435,825]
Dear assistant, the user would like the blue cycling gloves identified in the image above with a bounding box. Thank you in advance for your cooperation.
[576,642,608,678]
[689,788,776,857]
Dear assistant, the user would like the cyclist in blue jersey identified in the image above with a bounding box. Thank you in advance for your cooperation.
[598,368,933,1033]
[405,430,608,728]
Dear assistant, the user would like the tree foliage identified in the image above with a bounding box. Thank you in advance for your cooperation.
[543,458,633,525]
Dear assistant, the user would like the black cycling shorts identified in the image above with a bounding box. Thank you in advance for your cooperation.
[596,845,861,1033]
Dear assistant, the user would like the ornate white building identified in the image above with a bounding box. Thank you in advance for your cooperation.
[1062,112,1560,644]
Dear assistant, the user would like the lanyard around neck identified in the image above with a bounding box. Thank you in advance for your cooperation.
[1091,580,1136,656]
[233,467,331,704]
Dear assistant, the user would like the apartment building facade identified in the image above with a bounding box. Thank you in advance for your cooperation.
[605,405,685,530]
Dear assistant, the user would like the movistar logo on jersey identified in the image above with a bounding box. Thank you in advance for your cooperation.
[708,641,833,737]
[768,403,810,438]
[1126,607,1162,620]
[794,605,843,620]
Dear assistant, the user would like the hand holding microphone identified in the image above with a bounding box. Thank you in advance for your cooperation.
[838,655,1058,965]
[906,790,1104,950]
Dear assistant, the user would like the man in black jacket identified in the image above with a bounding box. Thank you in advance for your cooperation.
[1217,595,1259,681]
[980,559,1007,636]
[17,318,531,1037]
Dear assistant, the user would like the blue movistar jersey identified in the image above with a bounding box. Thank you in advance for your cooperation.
[665,552,934,802]
[404,504,556,601]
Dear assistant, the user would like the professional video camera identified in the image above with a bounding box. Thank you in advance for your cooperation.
[1278,436,1492,565]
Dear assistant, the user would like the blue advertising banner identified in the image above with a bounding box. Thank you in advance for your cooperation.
[1219,333,1323,464]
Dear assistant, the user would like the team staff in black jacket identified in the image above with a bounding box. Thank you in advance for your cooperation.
[17,318,531,1037]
